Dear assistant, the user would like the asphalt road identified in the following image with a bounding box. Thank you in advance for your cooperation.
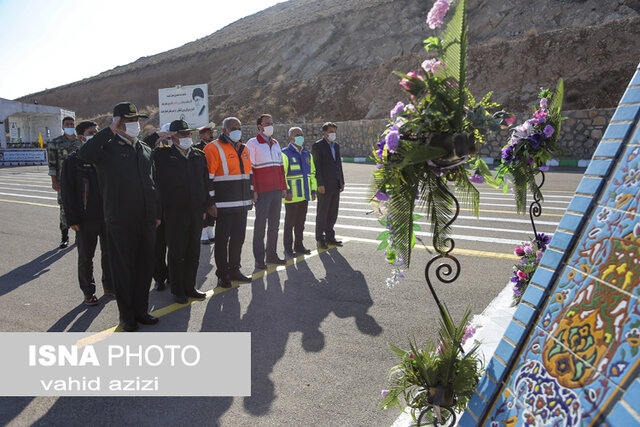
[0,163,583,426]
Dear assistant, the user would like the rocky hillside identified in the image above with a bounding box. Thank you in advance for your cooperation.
[18,0,640,126]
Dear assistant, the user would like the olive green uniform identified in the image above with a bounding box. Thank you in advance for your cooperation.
[47,134,81,232]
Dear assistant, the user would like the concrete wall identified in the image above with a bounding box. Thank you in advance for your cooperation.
[221,108,614,162]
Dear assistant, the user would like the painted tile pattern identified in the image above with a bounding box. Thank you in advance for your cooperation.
[458,63,640,426]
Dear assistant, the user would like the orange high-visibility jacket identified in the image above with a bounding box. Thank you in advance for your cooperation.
[203,135,253,213]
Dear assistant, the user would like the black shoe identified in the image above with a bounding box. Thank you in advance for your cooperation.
[295,247,312,255]
[255,262,267,270]
[58,239,69,249]
[174,294,188,304]
[187,289,207,299]
[327,239,343,247]
[317,240,328,249]
[217,277,232,289]
[201,239,211,245]
[284,249,295,257]
[154,281,166,291]
[229,271,252,282]
[121,321,139,332]
[136,314,159,325]
[266,256,286,265]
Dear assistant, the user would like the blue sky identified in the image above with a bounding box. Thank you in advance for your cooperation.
[0,0,283,100]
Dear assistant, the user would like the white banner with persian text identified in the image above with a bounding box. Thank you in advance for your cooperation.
[158,84,209,129]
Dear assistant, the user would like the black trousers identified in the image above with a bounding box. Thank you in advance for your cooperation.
[215,210,247,279]
[153,221,169,284]
[315,190,340,241]
[75,219,111,296]
[202,213,216,228]
[164,207,202,297]
[106,221,155,324]
[283,200,308,252]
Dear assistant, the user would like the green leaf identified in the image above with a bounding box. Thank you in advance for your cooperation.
[413,223,421,231]
[377,240,388,251]
[377,230,390,241]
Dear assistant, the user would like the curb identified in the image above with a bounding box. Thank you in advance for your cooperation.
[0,162,47,167]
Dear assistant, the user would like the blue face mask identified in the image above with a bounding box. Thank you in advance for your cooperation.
[294,136,304,147]
[63,128,75,136]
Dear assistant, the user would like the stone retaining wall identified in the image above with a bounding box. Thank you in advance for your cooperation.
[225,108,614,161]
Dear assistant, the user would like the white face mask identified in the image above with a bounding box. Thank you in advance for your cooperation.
[327,132,337,142]
[124,121,140,138]
[262,125,274,137]
[83,135,93,143]
[229,130,242,142]
[178,137,193,149]
[64,128,75,136]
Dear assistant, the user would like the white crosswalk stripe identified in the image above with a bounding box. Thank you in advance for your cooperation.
[0,170,568,253]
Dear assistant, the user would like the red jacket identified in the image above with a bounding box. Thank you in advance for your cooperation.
[245,133,287,193]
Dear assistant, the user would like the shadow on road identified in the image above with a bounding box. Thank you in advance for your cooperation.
[0,247,73,297]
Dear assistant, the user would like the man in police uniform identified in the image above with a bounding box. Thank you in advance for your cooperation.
[152,120,210,304]
[282,127,317,257]
[79,102,160,332]
[196,123,216,244]
[60,121,113,306]
[48,116,81,248]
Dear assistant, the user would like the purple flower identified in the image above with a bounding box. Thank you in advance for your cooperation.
[375,191,390,201]
[426,0,450,29]
[502,145,516,163]
[523,241,533,254]
[405,104,417,113]
[540,98,549,109]
[543,125,554,138]
[539,166,549,172]
[528,132,542,148]
[390,101,405,118]
[381,389,389,398]
[536,233,551,250]
[528,157,534,166]
[469,174,485,184]
[376,163,384,169]
[386,130,400,153]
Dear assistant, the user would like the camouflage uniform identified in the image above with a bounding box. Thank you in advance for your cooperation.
[48,134,81,231]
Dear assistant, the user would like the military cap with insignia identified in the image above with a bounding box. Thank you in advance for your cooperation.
[113,102,149,118]
[169,120,196,132]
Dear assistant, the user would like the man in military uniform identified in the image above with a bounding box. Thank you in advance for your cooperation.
[153,120,211,303]
[282,127,317,257]
[79,102,160,332]
[196,123,216,244]
[48,116,81,248]
[60,120,114,306]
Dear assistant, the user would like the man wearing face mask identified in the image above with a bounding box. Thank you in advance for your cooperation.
[196,123,216,245]
[48,116,81,249]
[203,117,253,288]
[152,120,210,303]
[246,114,288,269]
[78,102,161,332]
[143,122,172,292]
[312,122,345,249]
[281,127,317,257]
[60,121,114,306]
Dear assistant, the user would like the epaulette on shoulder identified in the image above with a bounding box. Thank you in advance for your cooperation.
[193,147,205,154]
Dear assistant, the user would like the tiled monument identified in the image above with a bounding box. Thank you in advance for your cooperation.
[459,63,640,426]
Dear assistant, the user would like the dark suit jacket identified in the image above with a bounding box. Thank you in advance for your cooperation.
[312,138,344,192]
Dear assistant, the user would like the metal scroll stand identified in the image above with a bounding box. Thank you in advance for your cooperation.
[529,170,545,240]
[416,177,461,427]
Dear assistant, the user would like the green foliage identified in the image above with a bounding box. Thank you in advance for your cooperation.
[372,0,509,267]
[380,305,483,419]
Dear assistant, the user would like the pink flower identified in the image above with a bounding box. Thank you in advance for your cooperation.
[400,78,411,90]
[517,270,529,280]
[505,116,517,126]
[514,246,525,256]
[409,354,415,359]
[540,98,549,109]
[399,71,423,90]
[427,0,451,29]
[422,58,445,74]
[523,242,534,254]
[461,324,476,345]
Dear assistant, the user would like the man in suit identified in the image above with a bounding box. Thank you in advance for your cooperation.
[311,122,345,249]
